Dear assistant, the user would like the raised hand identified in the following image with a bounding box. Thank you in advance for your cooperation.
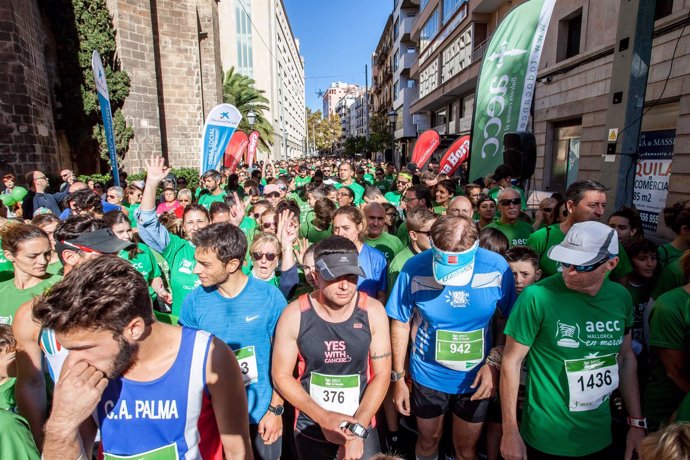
[144,156,171,185]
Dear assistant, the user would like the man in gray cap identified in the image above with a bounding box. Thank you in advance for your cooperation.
[272,236,391,460]
[501,221,645,460]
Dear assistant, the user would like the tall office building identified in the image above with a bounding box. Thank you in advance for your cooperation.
[219,0,306,159]
[322,82,361,117]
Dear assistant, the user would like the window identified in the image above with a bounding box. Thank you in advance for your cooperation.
[655,0,673,20]
[407,46,416,54]
[393,50,399,71]
[443,0,464,24]
[549,121,582,194]
[557,9,582,62]
[394,81,400,100]
[420,9,439,52]
[394,17,399,40]
[406,79,416,88]
[420,0,430,11]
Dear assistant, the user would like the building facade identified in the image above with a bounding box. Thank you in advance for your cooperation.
[407,0,685,239]
[322,82,361,118]
[219,0,306,160]
[371,14,394,116]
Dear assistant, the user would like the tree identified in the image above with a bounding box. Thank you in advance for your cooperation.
[222,67,274,152]
[316,114,342,153]
[368,112,393,155]
[344,136,368,157]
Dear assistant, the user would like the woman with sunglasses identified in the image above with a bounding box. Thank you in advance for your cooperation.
[136,156,213,316]
[0,223,60,324]
[486,189,534,247]
[532,197,559,231]
[477,195,497,230]
[336,186,355,208]
[382,202,400,234]
[332,206,387,303]
[248,213,299,299]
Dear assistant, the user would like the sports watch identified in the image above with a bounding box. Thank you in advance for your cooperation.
[627,417,647,430]
[391,370,406,382]
[341,421,368,438]
[268,405,284,416]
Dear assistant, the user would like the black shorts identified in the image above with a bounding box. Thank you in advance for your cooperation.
[411,381,489,423]
[250,423,282,460]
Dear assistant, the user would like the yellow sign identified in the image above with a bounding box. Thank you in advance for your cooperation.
[608,128,618,142]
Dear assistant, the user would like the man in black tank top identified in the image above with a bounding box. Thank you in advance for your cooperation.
[272,236,392,460]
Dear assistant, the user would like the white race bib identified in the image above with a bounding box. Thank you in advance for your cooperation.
[104,443,178,460]
[564,353,619,412]
[309,372,360,416]
[434,328,485,371]
[234,346,259,386]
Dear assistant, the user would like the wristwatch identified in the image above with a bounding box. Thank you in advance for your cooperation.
[391,370,406,382]
[267,405,284,416]
[627,417,647,430]
[341,421,368,438]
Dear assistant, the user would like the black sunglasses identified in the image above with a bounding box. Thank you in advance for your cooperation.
[561,257,611,273]
[252,252,277,262]
[498,198,521,207]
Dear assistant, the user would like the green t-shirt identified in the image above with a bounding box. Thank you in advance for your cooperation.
[0,274,62,325]
[505,275,633,456]
[384,191,402,207]
[118,243,162,300]
[652,260,683,300]
[387,246,415,295]
[396,221,409,246]
[363,174,374,185]
[335,182,365,206]
[644,287,690,427]
[294,176,312,188]
[0,410,39,460]
[125,203,140,229]
[0,239,13,282]
[675,394,690,423]
[300,220,331,244]
[375,180,391,194]
[364,232,404,263]
[432,203,447,215]
[161,234,200,316]
[489,185,527,210]
[657,243,684,271]
[487,220,534,247]
[0,378,16,411]
[527,224,632,279]
[623,279,654,348]
[197,190,227,209]
[46,260,62,276]
[289,193,312,225]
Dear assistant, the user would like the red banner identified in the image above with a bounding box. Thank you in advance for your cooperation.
[439,135,470,175]
[223,131,249,172]
[245,130,260,168]
[411,129,440,169]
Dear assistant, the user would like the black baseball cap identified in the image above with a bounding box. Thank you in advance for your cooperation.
[315,252,366,281]
[492,164,514,181]
[65,228,136,254]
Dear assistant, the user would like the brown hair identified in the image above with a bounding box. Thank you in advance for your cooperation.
[0,223,49,255]
[406,207,437,233]
[431,215,478,252]
[639,422,690,460]
[33,256,154,335]
[31,213,60,228]
[0,324,16,353]
[312,197,336,230]
[333,205,366,241]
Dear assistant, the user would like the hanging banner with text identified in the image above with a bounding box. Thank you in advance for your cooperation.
[200,104,242,173]
[439,135,471,176]
[224,131,249,173]
[634,129,675,232]
[91,50,120,186]
[246,130,260,168]
[468,0,556,182]
[411,129,441,169]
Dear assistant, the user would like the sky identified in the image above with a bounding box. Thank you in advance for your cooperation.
[282,0,393,112]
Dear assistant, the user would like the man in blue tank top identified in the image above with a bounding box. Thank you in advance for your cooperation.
[387,215,516,460]
[179,222,288,460]
[272,236,392,460]
[34,256,252,459]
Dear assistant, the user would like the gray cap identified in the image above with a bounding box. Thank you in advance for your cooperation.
[315,252,366,281]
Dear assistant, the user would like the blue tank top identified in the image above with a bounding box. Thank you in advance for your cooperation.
[96,327,222,460]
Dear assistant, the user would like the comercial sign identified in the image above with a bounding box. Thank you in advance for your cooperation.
[633,129,675,232]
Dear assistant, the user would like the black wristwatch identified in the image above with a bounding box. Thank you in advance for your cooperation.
[391,370,405,382]
[267,405,284,416]
[341,421,368,438]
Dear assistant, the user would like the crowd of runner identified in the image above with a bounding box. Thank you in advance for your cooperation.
[1,156,690,460]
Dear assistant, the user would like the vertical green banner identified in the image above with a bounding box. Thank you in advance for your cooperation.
[469,0,555,182]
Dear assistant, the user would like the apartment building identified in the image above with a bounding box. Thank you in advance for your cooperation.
[218,0,306,159]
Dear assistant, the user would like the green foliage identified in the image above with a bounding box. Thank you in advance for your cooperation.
[222,68,274,152]
[344,136,369,157]
[306,108,342,153]
[41,0,133,170]
[78,168,199,189]
[368,112,393,154]
[77,173,112,185]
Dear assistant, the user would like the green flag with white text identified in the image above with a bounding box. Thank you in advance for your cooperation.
[469,0,555,182]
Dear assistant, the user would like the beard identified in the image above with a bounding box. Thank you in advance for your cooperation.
[109,335,138,379]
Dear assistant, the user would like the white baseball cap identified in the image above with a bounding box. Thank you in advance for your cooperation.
[548,221,618,266]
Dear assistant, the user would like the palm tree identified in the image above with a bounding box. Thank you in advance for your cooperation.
[222,67,274,151]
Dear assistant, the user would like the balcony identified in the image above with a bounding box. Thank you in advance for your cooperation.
[400,51,416,75]
[393,86,419,110]
[400,16,415,41]
[473,0,504,14]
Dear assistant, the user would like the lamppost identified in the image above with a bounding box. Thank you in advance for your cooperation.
[388,109,398,169]
[247,110,256,130]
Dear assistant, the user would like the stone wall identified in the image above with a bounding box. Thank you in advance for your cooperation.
[0,0,60,178]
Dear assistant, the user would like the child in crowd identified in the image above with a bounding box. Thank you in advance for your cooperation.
[0,324,17,411]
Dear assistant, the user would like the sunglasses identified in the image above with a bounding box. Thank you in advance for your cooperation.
[561,257,610,273]
[498,198,521,207]
[253,213,262,219]
[266,192,280,198]
[252,252,277,262]
[542,207,553,213]
[397,181,410,186]
[107,195,119,199]
[261,222,275,229]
